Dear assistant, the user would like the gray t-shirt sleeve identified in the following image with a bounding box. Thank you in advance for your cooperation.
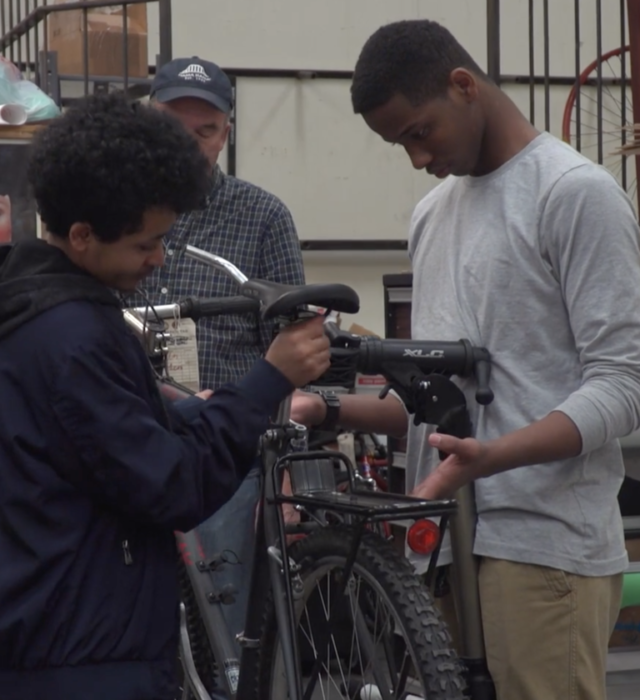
[542,164,640,453]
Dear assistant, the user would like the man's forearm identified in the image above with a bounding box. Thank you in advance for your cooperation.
[337,393,408,437]
[479,410,582,477]
[417,410,585,500]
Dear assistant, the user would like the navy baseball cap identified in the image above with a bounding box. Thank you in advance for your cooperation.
[151,57,233,113]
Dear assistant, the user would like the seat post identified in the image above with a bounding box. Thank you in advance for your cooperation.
[275,394,292,425]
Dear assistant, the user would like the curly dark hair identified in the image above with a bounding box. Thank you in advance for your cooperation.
[28,92,210,241]
[351,20,488,115]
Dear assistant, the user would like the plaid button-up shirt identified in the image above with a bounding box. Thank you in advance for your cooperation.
[129,166,305,390]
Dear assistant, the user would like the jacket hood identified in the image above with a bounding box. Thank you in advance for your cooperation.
[0,239,121,340]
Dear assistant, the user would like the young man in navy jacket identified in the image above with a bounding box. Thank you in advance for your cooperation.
[0,93,329,700]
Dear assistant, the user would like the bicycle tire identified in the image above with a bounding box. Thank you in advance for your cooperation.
[561,45,630,144]
[249,525,466,700]
[178,556,218,693]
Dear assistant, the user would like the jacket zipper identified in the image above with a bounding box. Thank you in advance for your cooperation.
[122,539,133,565]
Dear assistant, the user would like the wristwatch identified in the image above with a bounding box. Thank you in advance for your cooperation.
[312,390,341,431]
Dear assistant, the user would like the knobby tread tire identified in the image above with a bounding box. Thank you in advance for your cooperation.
[178,556,218,693]
[251,525,467,700]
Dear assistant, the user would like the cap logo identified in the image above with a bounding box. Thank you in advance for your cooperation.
[177,64,212,83]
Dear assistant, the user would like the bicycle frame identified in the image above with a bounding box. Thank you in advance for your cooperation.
[172,383,462,700]
[128,245,496,700]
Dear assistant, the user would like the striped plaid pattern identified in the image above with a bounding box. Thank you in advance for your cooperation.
[129,166,304,389]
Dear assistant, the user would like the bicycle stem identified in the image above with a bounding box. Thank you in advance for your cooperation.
[275,394,292,426]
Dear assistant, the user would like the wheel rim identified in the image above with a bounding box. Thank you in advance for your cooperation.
[269,556,427,700]
[561,45,638,210]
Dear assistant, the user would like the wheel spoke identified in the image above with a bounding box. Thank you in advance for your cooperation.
[263,531,464,699]
[566,47,637,211]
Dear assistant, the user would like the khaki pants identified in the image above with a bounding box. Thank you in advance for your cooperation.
[476,557,623,700]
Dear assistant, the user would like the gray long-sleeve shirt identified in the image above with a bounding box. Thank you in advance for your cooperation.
[406,132,640,577]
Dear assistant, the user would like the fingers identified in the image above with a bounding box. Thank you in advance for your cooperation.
[195,389,214,400]
[410,467,447,498]
[265,315,331,387]
[303,334,331,379]
[293,317,331,376]
[428,432,468,457]
[410,461,460,500]
[283,315,326,338]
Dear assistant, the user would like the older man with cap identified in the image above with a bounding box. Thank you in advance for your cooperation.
[128,56,305,692]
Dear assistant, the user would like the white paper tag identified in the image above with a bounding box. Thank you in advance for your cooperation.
[337,432,356,469]
[165,318,200,391]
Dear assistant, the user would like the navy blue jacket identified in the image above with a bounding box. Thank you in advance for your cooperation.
[0,241,292,699]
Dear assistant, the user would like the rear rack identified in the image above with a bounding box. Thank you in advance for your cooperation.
[271,449,456,523]
[272,489,457,523]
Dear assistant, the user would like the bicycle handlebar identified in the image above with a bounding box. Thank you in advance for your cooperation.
[125,244,495,427]
[132,295,259,321]
[356,337,493,405]
[322,321,493,412]
[184,245,248,285]
[128,297,494,411]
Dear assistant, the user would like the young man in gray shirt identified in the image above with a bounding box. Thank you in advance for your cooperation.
[292,19,640,700]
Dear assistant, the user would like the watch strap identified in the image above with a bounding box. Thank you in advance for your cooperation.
[312,390,341,431]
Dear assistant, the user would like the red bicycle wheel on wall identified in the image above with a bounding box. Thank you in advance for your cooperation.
[562,45,637,210]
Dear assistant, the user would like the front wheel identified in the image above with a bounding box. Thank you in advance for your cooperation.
[250,526,466,700]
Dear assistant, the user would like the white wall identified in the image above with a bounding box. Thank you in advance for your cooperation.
[144,0,628,333]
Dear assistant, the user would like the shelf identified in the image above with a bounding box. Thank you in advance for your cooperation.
[607,648,640,685]
[0,123,49,141]
[387,288,412,304]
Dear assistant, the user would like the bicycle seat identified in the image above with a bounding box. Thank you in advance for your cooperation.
[241,279,360,319]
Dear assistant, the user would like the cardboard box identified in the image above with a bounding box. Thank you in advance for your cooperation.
[48,2,148,78]
[348,322,379,339]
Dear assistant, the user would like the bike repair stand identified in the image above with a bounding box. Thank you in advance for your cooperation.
[384,369,497,700]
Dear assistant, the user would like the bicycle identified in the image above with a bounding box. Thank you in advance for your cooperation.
[124,244,496,700]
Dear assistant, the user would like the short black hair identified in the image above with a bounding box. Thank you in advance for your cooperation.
[28,92,210,242]
[351,20,488,115]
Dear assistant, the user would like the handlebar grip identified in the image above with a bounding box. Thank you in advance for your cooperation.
[179,296,259,320]
[357,338,472,376]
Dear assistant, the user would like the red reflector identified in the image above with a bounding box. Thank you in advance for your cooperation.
[407,519,440,555]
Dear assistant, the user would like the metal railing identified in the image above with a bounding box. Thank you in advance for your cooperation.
[0,0,172,103]
[487,0,640,211]
[219,1,640,222]
[2,0,636,246]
